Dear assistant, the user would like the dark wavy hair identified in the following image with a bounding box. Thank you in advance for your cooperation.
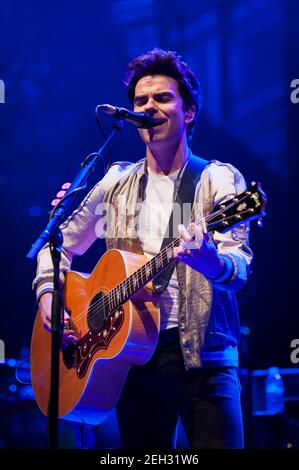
[124,48,203,141]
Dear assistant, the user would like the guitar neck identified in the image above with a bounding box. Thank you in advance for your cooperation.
[106,181,266,312]
[105,210,228,310]
[107,236,181,311]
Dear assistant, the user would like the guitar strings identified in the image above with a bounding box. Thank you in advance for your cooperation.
[80,192,256,324]
[68,195,255,331]
[64,215,202,332]
[85,208,253,326]
[65,190,255,333]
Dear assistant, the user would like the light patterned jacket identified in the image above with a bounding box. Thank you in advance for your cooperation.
[33,153,253,368]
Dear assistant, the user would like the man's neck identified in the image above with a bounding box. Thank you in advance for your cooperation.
[146,139,190,175]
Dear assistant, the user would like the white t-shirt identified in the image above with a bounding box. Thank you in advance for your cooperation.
[137,166,181,330]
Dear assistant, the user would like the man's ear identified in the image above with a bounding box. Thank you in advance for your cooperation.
[185,105,196,124]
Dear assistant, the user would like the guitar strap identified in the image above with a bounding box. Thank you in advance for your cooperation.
[152,154,208,293]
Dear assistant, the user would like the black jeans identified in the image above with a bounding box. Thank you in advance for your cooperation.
[116,327,244,449]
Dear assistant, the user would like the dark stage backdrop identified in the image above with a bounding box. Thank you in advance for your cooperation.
[0,0,298,374]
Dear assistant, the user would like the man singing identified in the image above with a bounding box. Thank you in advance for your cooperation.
[34,48,253,449]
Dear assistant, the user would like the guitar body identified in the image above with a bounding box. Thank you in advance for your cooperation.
[30,249,160,424]
[30,182,266,425]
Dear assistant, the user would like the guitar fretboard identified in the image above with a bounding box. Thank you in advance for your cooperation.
[100,181,265,315]
[107,237,181,312]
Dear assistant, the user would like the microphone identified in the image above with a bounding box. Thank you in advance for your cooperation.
[97,104,166,129]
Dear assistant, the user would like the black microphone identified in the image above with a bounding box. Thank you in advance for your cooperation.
[97,104,166,129]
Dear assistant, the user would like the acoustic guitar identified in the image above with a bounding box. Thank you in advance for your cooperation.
[30,182,266,424]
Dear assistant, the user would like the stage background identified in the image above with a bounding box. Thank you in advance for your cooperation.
[0,0,298,448]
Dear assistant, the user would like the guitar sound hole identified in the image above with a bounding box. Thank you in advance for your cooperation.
[87,291,107,332]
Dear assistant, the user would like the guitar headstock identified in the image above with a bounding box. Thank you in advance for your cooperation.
[207,182,267,233]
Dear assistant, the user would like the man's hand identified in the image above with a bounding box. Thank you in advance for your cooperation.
[39,292,78,344]
[173,223,226,280]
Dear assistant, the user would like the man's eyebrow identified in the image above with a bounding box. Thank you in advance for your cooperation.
[134,91,175,102]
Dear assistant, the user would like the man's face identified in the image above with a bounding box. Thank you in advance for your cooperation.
[133,75,195,147]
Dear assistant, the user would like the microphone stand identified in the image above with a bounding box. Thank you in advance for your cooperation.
[27,119,124,449]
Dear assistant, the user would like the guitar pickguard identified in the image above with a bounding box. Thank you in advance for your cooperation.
[62,306,124,379]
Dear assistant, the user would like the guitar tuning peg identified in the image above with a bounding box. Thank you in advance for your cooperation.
[257,216,263,228]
